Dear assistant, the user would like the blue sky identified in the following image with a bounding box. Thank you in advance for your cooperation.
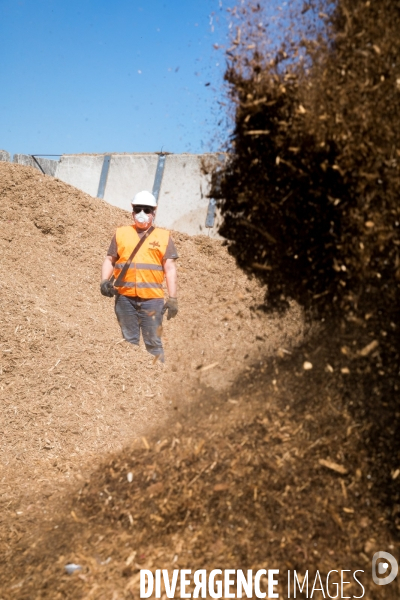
[0,0,231,157]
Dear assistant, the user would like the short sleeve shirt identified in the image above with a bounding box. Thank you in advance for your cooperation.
[107,228,179,260]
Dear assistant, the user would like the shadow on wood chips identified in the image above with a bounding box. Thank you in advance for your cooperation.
[1,336,399,599]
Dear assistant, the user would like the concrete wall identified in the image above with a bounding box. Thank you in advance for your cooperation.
[13,154,58,177]
[0,150,10,162]
[55,153,222,237]
[4,151,223,237]
[155,154,216,234]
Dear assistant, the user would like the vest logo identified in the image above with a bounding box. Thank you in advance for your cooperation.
[149,241,160,248]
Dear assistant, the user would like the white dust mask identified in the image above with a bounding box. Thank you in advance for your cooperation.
[134,210,151,225]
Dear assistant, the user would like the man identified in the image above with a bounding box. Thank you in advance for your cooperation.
[100,190,178,362]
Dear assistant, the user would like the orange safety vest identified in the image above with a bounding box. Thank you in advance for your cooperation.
[113,226,170,299]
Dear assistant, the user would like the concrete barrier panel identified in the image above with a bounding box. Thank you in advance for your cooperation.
[54,153,221,237]
[156,153,218,236]
[0,150,10,162]
[13,154,58,176]
[55,154,105,198]
[103,154,158,210]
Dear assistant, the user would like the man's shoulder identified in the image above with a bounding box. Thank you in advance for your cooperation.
[115,225,137,238]
[116,224,135,233]
[153,226,171,238]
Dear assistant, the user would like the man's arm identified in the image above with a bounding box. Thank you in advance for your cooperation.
[163,258,177,298]
[101,255,115,281]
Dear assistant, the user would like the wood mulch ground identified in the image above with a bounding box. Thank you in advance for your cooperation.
[0,163,397,598]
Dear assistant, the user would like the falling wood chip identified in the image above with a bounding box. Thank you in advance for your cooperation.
[328,508,343,529]
[252,262,272,271]
[358,340,379,357]
[125,551,136,566]
[149,513,164,522]
[319,458,348,475]
[244,130,271,135]
[200,362,219,372]
[194,440,205,455]
[48,359,61,372]
[147,482,164,496]
[214,483,230,491]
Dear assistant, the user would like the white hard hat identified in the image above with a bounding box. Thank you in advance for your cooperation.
[131,190,157,208]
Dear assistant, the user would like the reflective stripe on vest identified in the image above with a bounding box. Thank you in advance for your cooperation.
[113,226,170,299]
[116,262,164,271]
[119,282,163,289]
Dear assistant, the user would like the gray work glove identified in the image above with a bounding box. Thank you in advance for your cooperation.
[100,279,116,297]
[162,297,178,320]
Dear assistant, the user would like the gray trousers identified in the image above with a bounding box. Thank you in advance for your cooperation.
[115,295,164,362]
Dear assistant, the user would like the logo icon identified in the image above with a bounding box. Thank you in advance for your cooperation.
[372,551,398,585]
[149,241,160,248]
